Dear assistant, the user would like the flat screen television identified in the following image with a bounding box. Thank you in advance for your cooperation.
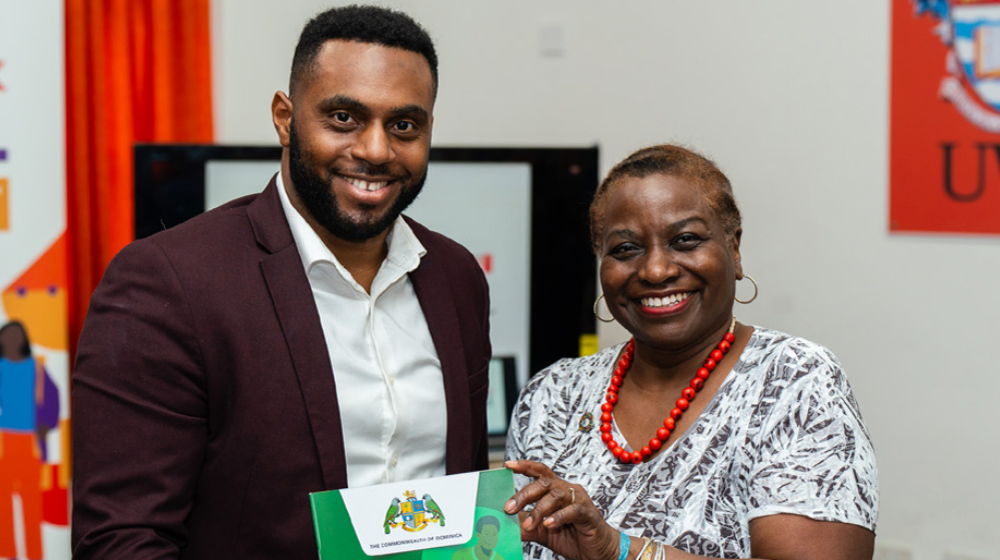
[135,144,598,436]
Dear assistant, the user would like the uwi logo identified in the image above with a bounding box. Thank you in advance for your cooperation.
[383,490,445,534]
[915,0,1000,132]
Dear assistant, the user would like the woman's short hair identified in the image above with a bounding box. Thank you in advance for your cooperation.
[589,144,742,254]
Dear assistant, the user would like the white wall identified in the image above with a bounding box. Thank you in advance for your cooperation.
[213,2,999,559]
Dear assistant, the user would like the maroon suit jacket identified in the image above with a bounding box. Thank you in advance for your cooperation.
[71,179,492,559]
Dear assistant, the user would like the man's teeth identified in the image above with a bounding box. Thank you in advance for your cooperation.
[641,293,691,308]
[347,178,389,191]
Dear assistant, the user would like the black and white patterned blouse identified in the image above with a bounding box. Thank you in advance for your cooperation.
[506,327,878,560]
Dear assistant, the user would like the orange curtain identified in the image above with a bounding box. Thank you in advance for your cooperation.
[65,0,213,360]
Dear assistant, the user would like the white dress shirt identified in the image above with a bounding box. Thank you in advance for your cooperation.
[276,172,447,487]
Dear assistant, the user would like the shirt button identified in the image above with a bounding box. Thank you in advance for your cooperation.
[391,455,399,467]
[388,377,395,387]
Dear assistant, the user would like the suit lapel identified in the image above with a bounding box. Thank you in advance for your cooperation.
[251,178,348,489]
[410,244,473,475]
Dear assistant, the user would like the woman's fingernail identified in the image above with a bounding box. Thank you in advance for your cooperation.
[504,499,516,513]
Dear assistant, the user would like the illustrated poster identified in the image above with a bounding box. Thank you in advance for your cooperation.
[891,0,1000,234]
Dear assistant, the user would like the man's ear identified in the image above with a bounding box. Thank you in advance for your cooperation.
[272,91,293,147]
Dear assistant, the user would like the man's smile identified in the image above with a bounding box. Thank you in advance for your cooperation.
[344,177,390,192]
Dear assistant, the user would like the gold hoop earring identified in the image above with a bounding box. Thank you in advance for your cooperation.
[735,275,758,304]
[593,294,615,323]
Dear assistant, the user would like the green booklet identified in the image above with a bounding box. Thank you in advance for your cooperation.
[311,468,524,560]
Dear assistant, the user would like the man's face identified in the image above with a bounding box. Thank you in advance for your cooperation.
[278,40,435,242]
[477,524,499,550]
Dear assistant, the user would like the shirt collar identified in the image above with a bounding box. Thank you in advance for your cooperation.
[275,171,427,277]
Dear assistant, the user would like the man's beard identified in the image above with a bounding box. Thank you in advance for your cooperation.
[287,122,426,242]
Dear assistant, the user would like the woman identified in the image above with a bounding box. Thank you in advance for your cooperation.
[0,320,59,560]
[504,145,877,560]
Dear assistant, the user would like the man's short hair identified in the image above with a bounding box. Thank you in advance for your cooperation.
[474,515,501,533]
[289,4,438,96]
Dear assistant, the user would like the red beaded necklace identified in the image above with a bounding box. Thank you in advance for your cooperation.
[598,317,737,464]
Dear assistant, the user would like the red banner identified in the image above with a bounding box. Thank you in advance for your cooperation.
[891,0,1000,234]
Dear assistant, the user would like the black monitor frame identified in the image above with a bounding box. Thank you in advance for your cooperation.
[134,144,599,398]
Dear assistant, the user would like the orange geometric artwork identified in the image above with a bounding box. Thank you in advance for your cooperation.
[0,148,7,231]
[2,233,68,351]
[1,232,71,560]
[0,177,8,231]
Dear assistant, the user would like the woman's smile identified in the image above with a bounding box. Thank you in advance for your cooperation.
[636,291,693,315]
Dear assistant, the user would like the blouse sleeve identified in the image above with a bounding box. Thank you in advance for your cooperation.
[745,346,879,531]
[504,364,549,492]
[504,390,528,465]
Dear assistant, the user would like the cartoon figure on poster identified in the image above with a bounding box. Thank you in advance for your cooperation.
[914,0,1000,132]
[0,320,60,560]
[421,507,521,560]
[450,515,505,560]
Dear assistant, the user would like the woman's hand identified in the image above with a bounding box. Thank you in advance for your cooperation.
[504,460,632,560]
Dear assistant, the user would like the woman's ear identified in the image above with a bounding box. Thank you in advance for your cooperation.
[732,228,743,279]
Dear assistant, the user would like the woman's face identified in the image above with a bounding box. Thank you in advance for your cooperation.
[597,173,742,352]
[0,324,28,360]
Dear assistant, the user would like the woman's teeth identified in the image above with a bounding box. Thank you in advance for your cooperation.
[640,292,690,308]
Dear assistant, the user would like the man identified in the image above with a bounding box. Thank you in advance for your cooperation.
[72,6,492,559]
[451,515,506,560]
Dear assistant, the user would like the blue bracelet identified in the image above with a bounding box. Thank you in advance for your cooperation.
[617,531,630,560]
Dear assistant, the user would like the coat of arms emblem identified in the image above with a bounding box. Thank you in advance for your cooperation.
[383,490,446,533]
[915,0,1000,131]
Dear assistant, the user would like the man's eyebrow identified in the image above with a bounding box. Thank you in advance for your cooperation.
[388,104,430,121]
[315,96,429,121]
[316,94,369,114]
